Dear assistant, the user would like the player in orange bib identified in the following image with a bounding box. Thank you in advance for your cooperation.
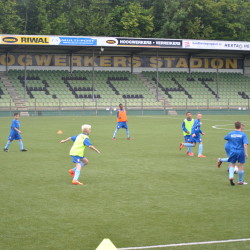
[112,104,131,140]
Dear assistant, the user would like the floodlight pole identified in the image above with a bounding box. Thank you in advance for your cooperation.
[156,50,159,101]
[188,56,191,74]
[70,53,73,73]
[216,56,219,101]
[5,52,8,72]
[130,53,133,73]
[24,53,27,101]
[92,49,95,101]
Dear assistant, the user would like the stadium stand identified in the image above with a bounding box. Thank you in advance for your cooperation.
[0,78,15,109]
[143,71,250,108]
[1,70,250,110]
[6,70,161,109]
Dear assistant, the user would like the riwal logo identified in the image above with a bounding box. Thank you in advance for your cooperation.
[1,36,50,45]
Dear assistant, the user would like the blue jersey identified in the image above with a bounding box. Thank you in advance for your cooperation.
[224,131,248,151]
[8,119,22,140]
[10,119,20,132]
[191,119,202,136]
[224,142,231,156]
[70,134,92,146]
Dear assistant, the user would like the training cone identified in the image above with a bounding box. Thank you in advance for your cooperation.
[96,239,117,250]
[57,130,63,134]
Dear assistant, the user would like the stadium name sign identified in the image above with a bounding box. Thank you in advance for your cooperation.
[0,54,243,69]
[1,35,250,51]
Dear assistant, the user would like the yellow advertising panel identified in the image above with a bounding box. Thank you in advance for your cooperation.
[1,36,50,45]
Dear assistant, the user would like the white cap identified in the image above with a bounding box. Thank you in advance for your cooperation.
[81,124,91,132]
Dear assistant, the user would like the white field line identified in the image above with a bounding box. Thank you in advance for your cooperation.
[118,238,250,250]
[212,124,250,131]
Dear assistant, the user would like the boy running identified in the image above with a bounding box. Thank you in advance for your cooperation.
[4,113,27,152]
[224,121,248,186]
[217,124,245,170]
[60,124,100,185]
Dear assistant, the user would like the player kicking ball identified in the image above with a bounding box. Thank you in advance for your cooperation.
[60,124,100,185]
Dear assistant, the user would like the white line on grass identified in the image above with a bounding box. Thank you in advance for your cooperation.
[212,124,250,131]
[118,238,250,250]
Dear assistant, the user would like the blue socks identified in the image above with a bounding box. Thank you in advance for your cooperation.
[5,140,11,149]
[113,128,119,138]
[220,158,229,162]
[19,141,24,150]
[198,144,203,155]
[184,143,194,147]
[238,170,244,183]
[72,163,85,180]
[4,140,24,150]
[73,169,81,181]
[126,129,130,138]
[229,167,235,179]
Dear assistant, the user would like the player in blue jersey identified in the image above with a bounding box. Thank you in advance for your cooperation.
[60,124,100,185]
[4,113,27,152]
[224,121,248,186]
[217,124,245,171]
[180,113,206,158]
[181,112,194,156]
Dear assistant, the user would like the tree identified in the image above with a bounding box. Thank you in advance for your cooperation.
[109,2,154,37]
[0,0,23,34]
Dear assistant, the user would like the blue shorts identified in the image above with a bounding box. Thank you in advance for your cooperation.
[117,122,128,129]
[228,150,246,164]
[184,135,191,143]
[190,135,202,143]
[8,132,22,141]
[71,156,85,163]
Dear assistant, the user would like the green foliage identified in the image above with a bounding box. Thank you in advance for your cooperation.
[1,0,250,40]
[0,0,23,34]
[109,2,154,37]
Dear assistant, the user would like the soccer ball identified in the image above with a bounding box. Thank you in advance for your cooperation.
[234,166,238,174]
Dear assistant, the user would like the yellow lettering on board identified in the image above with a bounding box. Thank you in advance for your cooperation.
[17,55,32,66]
[55,55,67,66]
[72,56,82,67]
[83,56,98,67]
[226,59,237,69]
[35,55,52,66]
[114,56,127,67]
[176,58,188,68]
[163,57,175,68]
[149,56,163,68]
[211,58,224,69]
[190,58,202,68]
[100,56,112,67]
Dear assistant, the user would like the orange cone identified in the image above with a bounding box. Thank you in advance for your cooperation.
[57,130,63,134]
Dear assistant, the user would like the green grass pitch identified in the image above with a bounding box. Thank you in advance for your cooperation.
[0,115,250,250]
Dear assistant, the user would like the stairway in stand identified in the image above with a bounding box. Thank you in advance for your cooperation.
[0,71,29,116]
[133,72,177,115]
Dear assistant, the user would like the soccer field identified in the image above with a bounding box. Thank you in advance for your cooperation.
[1,115,250,250]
